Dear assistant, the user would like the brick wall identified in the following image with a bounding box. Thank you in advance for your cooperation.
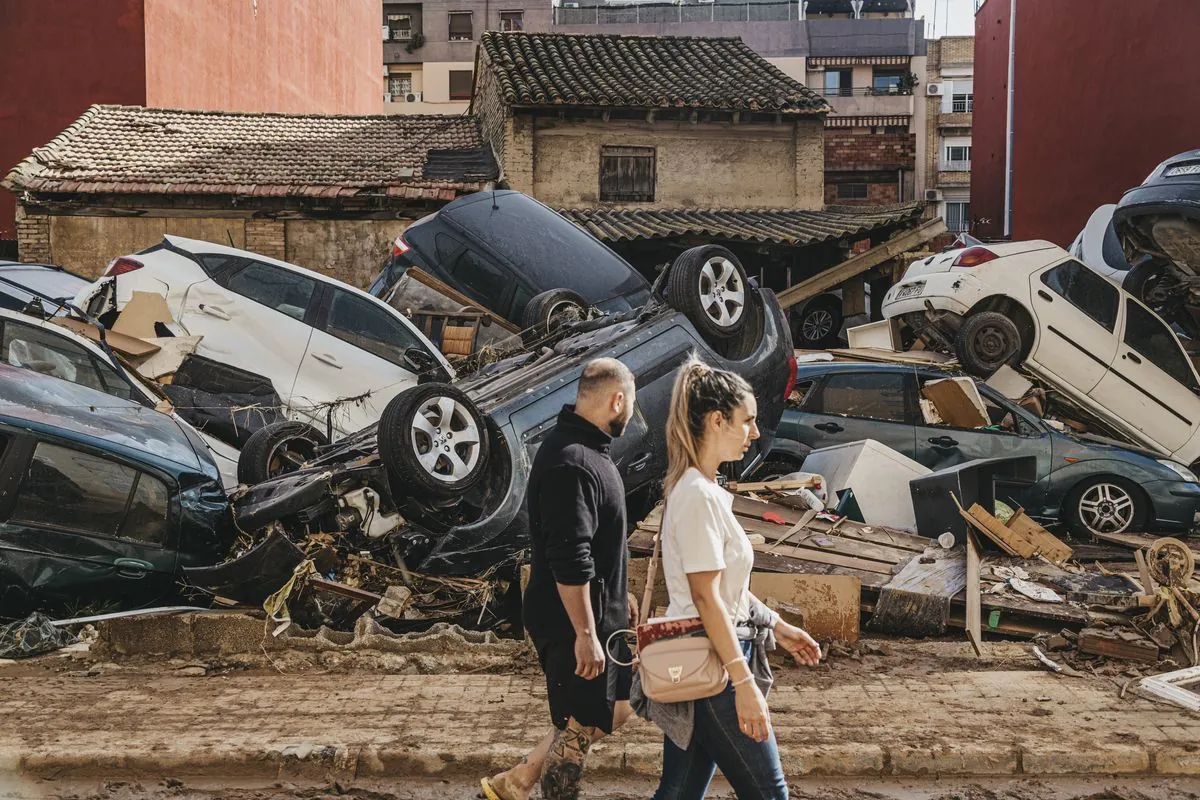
[939,36,975,66]
[824,181,899,206]
[15,208,50,263]
[825,131,915,172]
[245,219,286,262]
[472,52,511,172]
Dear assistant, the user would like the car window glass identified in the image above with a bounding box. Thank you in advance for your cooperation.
[123,473,169,545]
[1040,259,1119,332]
[0,319,110,395]
[226,261,316,321]
[809,372,912,423]
[1124,300,1200,389]
[197,254,242,280]
[11,443,136,538]
[448,249,508,310]
[434,231,466,264]
[93,359,133,401]
[790,379,815,407]
[327,289,427,368]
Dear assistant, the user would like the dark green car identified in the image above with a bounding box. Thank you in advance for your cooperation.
[766,362,1200,536]
[0,364,234,619]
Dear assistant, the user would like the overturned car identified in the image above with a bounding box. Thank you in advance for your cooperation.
[210,247,795,583]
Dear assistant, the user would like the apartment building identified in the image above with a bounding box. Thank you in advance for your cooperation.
[923,35,973,235]
[384,0,927,205]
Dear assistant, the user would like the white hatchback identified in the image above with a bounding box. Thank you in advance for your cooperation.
[77,236,454,439]
[881,241,1200,466]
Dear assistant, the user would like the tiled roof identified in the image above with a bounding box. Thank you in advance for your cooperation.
[478,32,830,114]
[558,203,923,246]
[3,105,498,200]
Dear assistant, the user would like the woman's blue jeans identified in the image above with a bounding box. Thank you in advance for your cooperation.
[650,642,788,800]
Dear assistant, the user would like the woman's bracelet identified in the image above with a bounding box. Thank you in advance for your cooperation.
[731,675,755,687]
[721,657,746,669]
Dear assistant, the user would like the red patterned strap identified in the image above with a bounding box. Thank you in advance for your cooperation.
[636,616,705,651]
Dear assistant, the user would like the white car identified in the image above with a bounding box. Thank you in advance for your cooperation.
[881,241,1200,466]
[77,236,455,440]
[0,305,241,488]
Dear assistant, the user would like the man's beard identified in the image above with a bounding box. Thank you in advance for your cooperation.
[608,413,631,438]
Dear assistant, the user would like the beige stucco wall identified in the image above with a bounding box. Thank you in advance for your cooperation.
[284,219,413,289]
[47,215,247,278]
[528,118,823,210]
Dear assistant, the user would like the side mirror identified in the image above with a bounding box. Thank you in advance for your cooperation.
[404,346,438,374]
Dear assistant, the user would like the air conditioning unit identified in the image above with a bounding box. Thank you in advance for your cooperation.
[926,83,943,96]
[384,92,393,103]
[403,92,423,103]
[395,29,413,40]
[382,25,391,40]
[925,189,943,202]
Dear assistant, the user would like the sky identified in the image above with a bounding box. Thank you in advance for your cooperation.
[914,0,976,39]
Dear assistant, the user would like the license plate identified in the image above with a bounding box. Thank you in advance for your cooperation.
[894,283,924,300]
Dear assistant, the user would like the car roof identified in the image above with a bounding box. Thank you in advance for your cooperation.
[0,363,202,472]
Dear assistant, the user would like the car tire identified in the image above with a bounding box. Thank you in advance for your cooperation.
[666,245,749,341]
[955,311,1023,377]
[379,383,490,500]
[237,421,328,485]
[1064,476,1146,536]
[793,295,843,349]
[521,288,589,341]
[713,288,766,361]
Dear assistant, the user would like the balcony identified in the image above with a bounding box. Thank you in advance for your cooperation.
[938,111,973,129]
[937,161,971,187]
[819,87,914,117]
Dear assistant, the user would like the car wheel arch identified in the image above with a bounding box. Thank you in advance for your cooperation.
[1060,472,1153,534]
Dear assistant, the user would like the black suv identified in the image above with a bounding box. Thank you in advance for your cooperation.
[369,190,652,327]
[216,248,795,581]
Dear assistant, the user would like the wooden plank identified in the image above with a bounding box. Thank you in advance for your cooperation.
[1095,530,1200,557]
[726,478,819,493]
[921,379,988,428]
[959,502,1032,557]
[308,576,382,605]
[1078,627,1159,663]
[768,509,818,551]
[1135,549,1158,594]
[965,531,983,656]
[753,540,899,575]
[405,268,521,334]
[1006,509,1073,563]
[733,495,931,552]
[750,573,861,643]
[738,516,906,565]
[869,549,967,636]
[775,217,948,311]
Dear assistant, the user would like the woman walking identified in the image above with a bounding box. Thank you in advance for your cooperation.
[633,356,822,800]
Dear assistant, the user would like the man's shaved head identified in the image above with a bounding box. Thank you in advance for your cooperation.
[575,358,636,437]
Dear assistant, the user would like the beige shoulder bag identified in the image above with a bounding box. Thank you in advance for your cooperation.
[610,500,729,703]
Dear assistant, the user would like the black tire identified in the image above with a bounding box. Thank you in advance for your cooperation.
[666,245,750,342]
[793,295,843,349]
[713,287,766,361]
[237,421,328,485]
[1123,258,1170,305]
[1063,476,1147,536]
[379,383,490,500]
[955,311,1023,377]
[520,289,589,346]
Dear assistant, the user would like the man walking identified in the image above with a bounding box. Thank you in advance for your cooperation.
[482,358,638,800]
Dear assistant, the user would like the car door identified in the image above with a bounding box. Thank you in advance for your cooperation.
[1027,257,1121,394]
[912,376,1053,509]
[292,286,445,436]
[792,369,919,458]
[0,316,137,403]
[176,258,316,406]
[1089,298,1200,453]
[0,436,178,617]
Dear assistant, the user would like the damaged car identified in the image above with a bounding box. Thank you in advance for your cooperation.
[765,362,1200,536]
[882,240,1200,466]
[0,363,234,619]
[75,236,456,441]
[212,246,794,583]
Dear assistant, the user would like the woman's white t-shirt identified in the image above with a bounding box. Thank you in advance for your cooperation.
[660,467,755,622]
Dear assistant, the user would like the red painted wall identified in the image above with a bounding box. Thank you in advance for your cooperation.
[0,0,148,242]
[972,0,1200,245]
[143,0,382,114]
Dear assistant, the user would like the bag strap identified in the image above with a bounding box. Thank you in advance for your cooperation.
[639,497,664,626]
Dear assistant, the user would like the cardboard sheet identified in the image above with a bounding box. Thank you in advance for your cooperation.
[112,291,174,340]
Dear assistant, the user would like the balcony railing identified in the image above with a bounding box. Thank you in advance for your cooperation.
[384,28,416,40]
[940,160,971,172]
[554,0,800,24]
[819,86,914,97]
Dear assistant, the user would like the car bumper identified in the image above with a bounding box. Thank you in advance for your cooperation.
[880,272,987,320]
[1147,479,1200,530]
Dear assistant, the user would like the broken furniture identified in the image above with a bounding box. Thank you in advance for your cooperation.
[909,456,1038,544]
[410,309,487,357]
[955,500,1073,563]
[800,439,931,531]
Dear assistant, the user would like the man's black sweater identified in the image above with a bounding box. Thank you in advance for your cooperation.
[523,407,628,642]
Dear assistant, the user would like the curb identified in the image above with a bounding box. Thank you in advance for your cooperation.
[11,740,1198,781]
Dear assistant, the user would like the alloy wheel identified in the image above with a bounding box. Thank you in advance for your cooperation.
[698,257,745,328]
[802,309,835,343]
[1078,482,1136,534]
[409,395,483,483]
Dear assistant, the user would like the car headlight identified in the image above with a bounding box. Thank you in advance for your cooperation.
[1157,459,1198,483]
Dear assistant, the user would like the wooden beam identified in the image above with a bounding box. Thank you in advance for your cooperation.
[732,111,742,124]
[602,109,611,122]
[775,216,948,311]
[966,531,983,656]
[646,109,656,123]
[403,268,521,334]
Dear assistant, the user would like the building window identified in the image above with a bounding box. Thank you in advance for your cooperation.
[823,69,852,97]
[385,13,413,40]
[945,201,970,233]
[837,182,869,201]
[600,146,656,202]
[499,10,524,31]
[871,69,906,95]
[449,70,473,101]
[448,11,473,41]
[389,74,413,97]
[952,93,974,113]
[944,144,972,170]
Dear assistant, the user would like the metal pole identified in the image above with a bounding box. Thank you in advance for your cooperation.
[1003,0,1017,238]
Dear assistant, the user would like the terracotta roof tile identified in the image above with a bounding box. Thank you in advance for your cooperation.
[479,32,830,114]
[3,105,498,198]
[558,203,922,245]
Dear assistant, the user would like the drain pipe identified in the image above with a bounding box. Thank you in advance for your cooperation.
[1003,0,1017,238]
